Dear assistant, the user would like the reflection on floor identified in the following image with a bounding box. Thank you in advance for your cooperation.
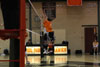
[26,55,67,64]
[0,55,9,67]
[26,55,100,67]
[0,55,100,67]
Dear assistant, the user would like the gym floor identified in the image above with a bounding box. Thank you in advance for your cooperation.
[0,54,100,67]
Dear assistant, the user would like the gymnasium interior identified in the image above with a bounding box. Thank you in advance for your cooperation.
[0,0,100,67]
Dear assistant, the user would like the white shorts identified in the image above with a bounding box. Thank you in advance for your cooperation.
[93,45,98,48]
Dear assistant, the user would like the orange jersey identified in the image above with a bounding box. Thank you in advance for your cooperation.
[48,43,53,48]
[43,20,53,32]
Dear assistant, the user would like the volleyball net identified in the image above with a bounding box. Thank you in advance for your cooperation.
[26,0,43,44]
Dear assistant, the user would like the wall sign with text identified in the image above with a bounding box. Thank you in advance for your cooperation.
[54,46,67,54]
[26,46,40,54]
[26,46,67,54]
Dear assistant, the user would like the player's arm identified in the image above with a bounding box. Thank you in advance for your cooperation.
[42,10,48,20]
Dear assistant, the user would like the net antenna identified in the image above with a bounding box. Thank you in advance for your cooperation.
[28,0,43,36]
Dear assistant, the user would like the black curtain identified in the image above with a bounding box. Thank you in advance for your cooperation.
[1,0,20,29]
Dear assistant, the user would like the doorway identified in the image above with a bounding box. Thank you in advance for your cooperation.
[85,28,95,54]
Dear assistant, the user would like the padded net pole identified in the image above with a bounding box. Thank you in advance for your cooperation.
[20,0,26,67]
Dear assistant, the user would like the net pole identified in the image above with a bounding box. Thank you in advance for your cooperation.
[20,0,26,67]
[29,1,32,42]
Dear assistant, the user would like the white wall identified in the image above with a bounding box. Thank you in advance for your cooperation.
[0,40,10,53]
[0,3,9,54]
[54,1,97,54]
